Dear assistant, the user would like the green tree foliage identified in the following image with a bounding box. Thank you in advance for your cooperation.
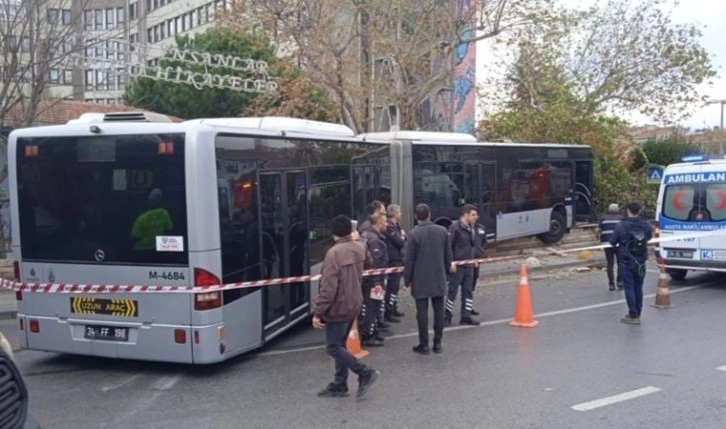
[641,138,704,167]
[124,28,337,121]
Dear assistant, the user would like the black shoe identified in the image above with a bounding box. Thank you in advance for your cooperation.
[460,318,481,326]
[384,314,401,323]
[377,321,391,330]
[617,282,624,290]
[318,383,350,398]
[433,343,442,354]
[470,309,481,316]
[357,369,380,399]
[444,317,452,327]
[362,337,385,347]
[609,284,616,291]
[412,344,430,355]
[393,309,405,317]
[374,334,386,342]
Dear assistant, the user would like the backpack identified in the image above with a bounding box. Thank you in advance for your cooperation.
[623,221,649,262]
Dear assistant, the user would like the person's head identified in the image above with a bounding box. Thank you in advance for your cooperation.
[367,200,386,219]
[626,202,642,217]
[607,203,620,214]
[370,213,387,233]
[461,204,478,225]
[415,203,431,222]
[387,204,401,223]
[331,215,353,240]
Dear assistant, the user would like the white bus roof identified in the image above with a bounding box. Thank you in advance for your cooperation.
[358,131,590,148]
[185,117,356,137]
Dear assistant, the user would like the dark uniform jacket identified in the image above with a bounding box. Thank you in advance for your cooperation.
[361,225,388,289]
[448,220,476,265]
[403,221,452,299]
[314,236,371,322]
[473,223,487,259]
[385,221,406,265]
[598,214,623,243]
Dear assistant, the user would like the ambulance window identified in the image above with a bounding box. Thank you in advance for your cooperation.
[705,184,726,221]
[662,185,695,221]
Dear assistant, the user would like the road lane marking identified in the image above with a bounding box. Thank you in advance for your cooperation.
[256,285,704,357]
[102,374,140,392]
[716,366,726,372]
[571,386,661,411]
[151,375,181,391]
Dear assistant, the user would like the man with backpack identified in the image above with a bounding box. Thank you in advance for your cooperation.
[609,202,653,325]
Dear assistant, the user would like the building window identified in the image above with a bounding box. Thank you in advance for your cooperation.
[49,69,60,84]
[191,10,198,27]
[106,8,114,29]
[85,70,94,90]
[95,9,103,30]
[63,70,73,84]
[20,37,31,53]
[167,20,173,36]
[147,28,153,43]
[153,25,160,42]
[63,39,73,53]
[129,34,137,51]
[62,9,72,25]
[117,74,125,90]
[146,0,152,12]
[47,8,59,24]
[84,10,93,30]
[95,41,103,57]
[175,17,181,34]
[96,70,105,90]
[129,3,137,20]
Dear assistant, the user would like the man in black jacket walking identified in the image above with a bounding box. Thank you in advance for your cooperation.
[404,203,453,355]
[446,204,481,326]
[384,204,406,323]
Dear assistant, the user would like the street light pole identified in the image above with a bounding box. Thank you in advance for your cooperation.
[706,99,726,156]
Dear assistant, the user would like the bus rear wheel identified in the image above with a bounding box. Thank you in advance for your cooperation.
[666,268,687,281]
[538,211,566,244]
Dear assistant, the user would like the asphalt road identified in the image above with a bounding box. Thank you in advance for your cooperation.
[3,264,726,429]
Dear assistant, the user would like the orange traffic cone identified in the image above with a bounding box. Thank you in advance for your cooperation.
[509,264,540,328]
[651,261,673,309]
[346,320,370,359]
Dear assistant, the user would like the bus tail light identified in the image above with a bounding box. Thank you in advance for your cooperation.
[15,291,22,301]
[194,292,221,311]
[29,320,39,333]
[194,268,220,287]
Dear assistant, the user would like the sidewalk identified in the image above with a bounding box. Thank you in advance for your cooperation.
[0,248,604,320]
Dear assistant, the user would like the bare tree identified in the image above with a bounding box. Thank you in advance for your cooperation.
[221,0,557,132]
[0,0,97,130]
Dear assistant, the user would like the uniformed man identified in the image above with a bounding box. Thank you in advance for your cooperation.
[359,213,389,346]
[597,203,623,291]
[384,204,406,322]
[470,210,487,316]
[446,204,481,326]
[609,202,652,325]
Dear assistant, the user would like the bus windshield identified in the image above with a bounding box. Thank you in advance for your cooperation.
[16,133,188,266]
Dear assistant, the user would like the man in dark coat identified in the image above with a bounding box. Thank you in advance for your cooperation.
[359,213,388,347]
[609,202,653,325]
[598,203,623,291]
[446,204,480,326]
[313,215,379,399]
[404,203,453,355]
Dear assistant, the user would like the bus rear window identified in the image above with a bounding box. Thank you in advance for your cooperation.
[16,133,188,266]
[662,185,695,221]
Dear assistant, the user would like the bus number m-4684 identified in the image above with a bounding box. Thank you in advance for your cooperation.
[148,271,186,281]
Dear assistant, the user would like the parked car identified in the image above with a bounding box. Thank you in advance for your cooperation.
[0,331,41,428]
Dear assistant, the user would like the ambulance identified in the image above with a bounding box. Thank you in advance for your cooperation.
[655,156,726,280]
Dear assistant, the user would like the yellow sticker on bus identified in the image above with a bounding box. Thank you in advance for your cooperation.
[70,297,138,318]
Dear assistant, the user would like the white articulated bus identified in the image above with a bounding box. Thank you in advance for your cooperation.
[655,156,726,280]
[8,113,593,364]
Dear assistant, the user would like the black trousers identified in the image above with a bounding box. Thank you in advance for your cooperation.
[359,285,382,338]
[446,266,474,320]
[415,296,445,347]
[604,248,621,286]
[385,272,402,314]
[472,266,480,291]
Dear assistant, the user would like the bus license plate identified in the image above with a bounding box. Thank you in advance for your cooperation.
[84,325,129,342]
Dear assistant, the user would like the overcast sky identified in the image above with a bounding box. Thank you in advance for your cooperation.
[476,0,726,129]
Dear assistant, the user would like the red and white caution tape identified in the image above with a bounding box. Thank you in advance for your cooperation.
[3,227,721,295]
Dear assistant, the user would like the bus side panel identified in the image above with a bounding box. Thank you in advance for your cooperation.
[495,208,552,241]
